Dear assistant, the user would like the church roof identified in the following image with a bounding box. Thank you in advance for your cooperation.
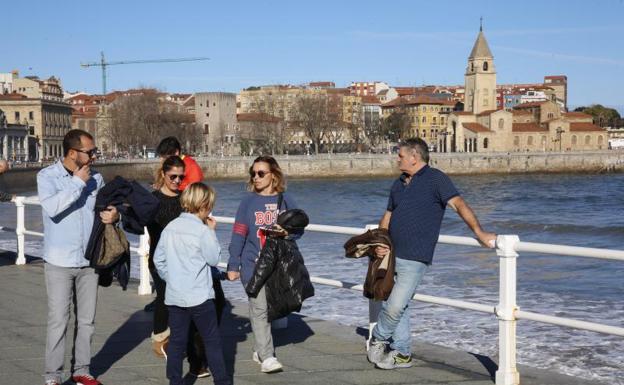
[462,122,491,133]
[469,31,493,59]
[569,122,605,132]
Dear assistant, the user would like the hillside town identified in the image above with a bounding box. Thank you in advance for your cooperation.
[1,28,622,162]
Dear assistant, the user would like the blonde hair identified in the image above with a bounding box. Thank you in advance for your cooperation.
[180,182,216,213]
[246,156,286,193]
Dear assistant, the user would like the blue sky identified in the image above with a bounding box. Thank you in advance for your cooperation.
[4,0,624,111]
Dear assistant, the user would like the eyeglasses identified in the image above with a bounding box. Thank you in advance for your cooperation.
[73,147,98,157]
[250,170,271,178]
[167,174,185,181]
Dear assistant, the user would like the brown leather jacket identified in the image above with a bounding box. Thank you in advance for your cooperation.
[344,228,395,301]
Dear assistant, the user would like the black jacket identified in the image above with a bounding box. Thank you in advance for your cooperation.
[85,176,160,289]
[245,236,314,321]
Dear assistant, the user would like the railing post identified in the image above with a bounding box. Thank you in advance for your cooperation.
[495,235,520,385]
[137,227,152,295]
[14,196,26,265]
[364,223,380,350]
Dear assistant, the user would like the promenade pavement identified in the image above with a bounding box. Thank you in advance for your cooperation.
[0,250,606,385]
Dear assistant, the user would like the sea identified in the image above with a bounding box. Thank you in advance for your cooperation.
[1,172,622,382]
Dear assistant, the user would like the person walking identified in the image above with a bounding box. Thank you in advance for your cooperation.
[154,182,232,385]
[226,156,297,373]
[367,137,496,370]
[0,159,15,202]
[38,129,119,385]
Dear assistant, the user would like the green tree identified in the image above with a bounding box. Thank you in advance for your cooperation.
[574,104,621,127]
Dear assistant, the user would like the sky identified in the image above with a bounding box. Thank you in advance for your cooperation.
[4,0,624,112]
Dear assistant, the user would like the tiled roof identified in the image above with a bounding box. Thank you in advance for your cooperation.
[382,96,447,107]
[476,109,498,116]
[361,95,381,104]
[514,101,548,109]
[453,111,474,115]
[569,122,605,132]
[469,31,493,58]
[462,122,491,133]
[0,93,28,100]
[544,75,567,80]
[512,123,548,132]
[563,112,592,119]
[512,110,532,115]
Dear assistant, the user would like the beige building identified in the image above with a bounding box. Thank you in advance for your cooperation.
[444,28,606,153]
[194,92,237,155]
[0,108,31,161]
[0,75,72,160]
[382,96,455,149]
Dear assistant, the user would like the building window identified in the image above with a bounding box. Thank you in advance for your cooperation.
[498,118,504,129]
[483,61,488,71]
[14,111,20,121]
[206,113,209,117]
[585,135,591,145]
[514,136,519,146]
[527,136,534,146]
[204,123,209,134]
[541,136,547,145]
[547,112,554,119]
[471,62,474,72]
[598,135,603,145]
[483,138,489,148]
[572,135,577,145]
[29,111,34,120]
[422,116,426,123]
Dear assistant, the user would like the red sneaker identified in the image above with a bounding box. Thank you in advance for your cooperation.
[72,374,102,385]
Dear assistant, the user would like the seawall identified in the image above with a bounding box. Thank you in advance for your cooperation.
[2,151,623,191]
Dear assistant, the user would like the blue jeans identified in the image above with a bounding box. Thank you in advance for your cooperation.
[372,258,428,355]
[167,300,232,385]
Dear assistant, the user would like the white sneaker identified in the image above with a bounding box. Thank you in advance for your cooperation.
[367,337,389,364]
[260,356,283,373]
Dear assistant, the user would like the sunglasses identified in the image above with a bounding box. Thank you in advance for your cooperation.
[167,174,185,181]
[250,170,271,178]
[73,147,98,157]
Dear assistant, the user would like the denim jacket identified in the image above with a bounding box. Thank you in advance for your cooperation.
[154,212,221,307]
[37,161,103,268]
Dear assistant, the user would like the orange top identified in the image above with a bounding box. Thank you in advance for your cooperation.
[179,155,204,191]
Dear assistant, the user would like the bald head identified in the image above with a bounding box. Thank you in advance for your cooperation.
[0,160,8,174]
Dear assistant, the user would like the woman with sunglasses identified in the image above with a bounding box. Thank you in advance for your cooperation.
[227,156,297,373]
[147,156,212,378]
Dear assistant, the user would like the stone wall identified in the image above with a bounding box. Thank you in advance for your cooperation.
[2,151,623,192]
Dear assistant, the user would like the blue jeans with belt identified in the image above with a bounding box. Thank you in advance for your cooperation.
[372,257,428,355]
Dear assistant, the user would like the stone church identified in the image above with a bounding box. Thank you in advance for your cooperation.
[443,27,608,153]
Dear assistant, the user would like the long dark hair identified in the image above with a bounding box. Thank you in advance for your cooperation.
[155,155,185,189]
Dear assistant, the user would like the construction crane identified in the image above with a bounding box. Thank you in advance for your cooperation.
[80,51,210,96]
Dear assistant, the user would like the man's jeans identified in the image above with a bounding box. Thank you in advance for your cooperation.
[372,258,428,355]
[44,263,98,382]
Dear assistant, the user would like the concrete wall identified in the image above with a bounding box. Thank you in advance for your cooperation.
[2,151,623,193]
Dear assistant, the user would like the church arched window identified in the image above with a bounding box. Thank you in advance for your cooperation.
[483,138,489,148]
[483,61,488,71]
[471,62,474,72]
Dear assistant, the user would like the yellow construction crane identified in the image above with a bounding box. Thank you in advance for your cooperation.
[80,51,210,96]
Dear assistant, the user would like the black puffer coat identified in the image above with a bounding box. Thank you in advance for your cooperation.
[245,210,314,321]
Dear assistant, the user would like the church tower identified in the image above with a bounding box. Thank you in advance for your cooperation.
[464,21,496,114]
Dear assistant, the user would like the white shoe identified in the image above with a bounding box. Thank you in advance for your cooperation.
[260,356,283,373]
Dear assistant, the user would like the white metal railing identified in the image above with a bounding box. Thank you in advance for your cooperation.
[2,197,624,385]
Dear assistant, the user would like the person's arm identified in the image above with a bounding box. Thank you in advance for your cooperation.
[447,196,496,248]
[37,168,88,219]
[153,232,168,282]
[200,224,221,267]
[379,210,392,230]
[227,200,248,280]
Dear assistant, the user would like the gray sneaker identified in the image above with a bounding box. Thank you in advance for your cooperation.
[367,338,389,364]
[375,350,413,370]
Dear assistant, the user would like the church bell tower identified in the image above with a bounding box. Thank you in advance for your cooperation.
[464,20,497,114]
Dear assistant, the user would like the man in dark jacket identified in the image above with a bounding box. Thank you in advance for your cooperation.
[367,138,496,370]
